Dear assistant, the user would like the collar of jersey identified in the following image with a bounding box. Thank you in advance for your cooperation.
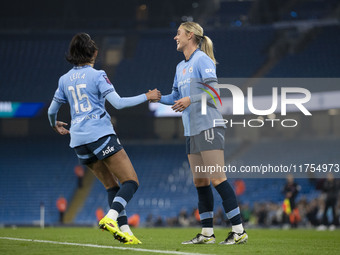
[185,48,200,62]
[73,65,91,69]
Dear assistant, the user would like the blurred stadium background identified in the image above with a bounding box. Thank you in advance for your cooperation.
[0,0,340,229]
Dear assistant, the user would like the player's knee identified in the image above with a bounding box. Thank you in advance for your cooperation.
[211,177,227,187]
[193,178,210,187]
[129,175,139,186]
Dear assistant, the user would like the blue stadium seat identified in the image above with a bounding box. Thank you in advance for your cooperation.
[266,26,340,80]
[0,35,71,101]
[0,137,77,225]
[1,137,334,225]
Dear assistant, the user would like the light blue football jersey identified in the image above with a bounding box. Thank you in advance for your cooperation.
[160,49,225,136]
[53,65,115,148]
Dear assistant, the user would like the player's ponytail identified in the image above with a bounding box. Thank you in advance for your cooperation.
[200,35,216,65]
[180,21,216,65]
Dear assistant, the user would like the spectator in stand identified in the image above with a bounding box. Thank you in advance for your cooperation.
[318,173,339,231]
[74,165,84,188]
[213,207,225,226]
[178,209,190,227]
[128,214,140,228]
[96,207,105,223]
[145,214,154,227]
[56,195,67,224]
[305,198,320,226]
[240,203,251,224]
[154,216,164,227]
[282,174,301,228]
[234,179,246,196]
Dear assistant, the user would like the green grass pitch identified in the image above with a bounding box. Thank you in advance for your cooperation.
[1,227,340,255]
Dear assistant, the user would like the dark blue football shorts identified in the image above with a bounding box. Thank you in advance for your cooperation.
[74,134,123,165]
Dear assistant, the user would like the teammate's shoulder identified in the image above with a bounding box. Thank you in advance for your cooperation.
[59,69,73,82]
[84,68,106,83]
[177,59,186,66]
[90,68,107,77]
[82,67,102,75]
[176,60,186,69]
[93,69,114,86]
[196,50,213,62]
[92,67,105,73]
[196,49,206,57]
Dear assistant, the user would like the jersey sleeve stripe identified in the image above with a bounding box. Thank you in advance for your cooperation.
[102,88,115,98]
[203,78,218,84]
[53,97,67,104]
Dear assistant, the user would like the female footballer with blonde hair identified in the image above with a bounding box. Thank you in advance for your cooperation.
[159,22,248,245]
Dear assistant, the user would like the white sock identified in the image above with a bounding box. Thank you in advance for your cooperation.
[120,224,133,236]
[106,209,119,221]
[232,224,244,234]
[201,228,214,236]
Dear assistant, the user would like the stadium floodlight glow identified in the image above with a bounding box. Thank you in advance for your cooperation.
[201,84,312,116]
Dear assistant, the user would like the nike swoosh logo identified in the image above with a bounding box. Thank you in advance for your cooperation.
[235,235,245,243]
[203,238,214,243]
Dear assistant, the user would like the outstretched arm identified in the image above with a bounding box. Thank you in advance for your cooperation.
[159,87,180,105]
[159,74,180,105]
[105,89,160,109]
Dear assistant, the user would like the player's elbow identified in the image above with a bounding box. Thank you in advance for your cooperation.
[47,106,55,116]
[106,93,125,110]
[112,103,125,110]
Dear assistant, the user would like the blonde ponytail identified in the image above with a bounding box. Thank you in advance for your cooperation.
[180,21,216,65]
[200,35,216,65]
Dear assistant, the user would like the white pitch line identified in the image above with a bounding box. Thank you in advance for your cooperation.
[0,237,214,255]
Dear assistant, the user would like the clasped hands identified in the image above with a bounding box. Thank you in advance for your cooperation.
[146,89,191,112]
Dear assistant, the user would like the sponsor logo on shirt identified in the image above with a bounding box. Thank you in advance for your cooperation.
[102,145,115,156]
[71,114,99,125]
[178,78,191,87]
[183,68,186,75]
[205,68,215,74]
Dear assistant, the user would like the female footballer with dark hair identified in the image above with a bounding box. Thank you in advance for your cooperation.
[158,22,248,245]
[48,33,160,244]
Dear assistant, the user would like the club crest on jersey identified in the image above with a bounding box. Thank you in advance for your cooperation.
[189,66,193,73]
[103,75,112,85]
